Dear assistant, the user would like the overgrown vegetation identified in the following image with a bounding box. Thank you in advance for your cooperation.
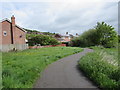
[2,47,83,88]
[79,47,119,89]
[74,22,119,89]
[71,22,118,48]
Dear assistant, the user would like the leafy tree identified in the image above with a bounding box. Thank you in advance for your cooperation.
[95,22,118,48]
[71,29,97,47]
[70,22,118,48]
[27,34,60,46]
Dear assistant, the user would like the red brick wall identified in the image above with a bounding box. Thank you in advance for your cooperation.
[0,20,26,45]
[29,44,66,49]
[14,26,26,44]
[1,21,12,44]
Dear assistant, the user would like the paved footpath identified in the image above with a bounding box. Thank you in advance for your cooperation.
[34,48,99,88]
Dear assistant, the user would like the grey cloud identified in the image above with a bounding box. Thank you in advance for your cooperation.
[2,2,118,35]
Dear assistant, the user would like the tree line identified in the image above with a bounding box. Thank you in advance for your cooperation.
[26,29,60,46]
[70,22,118,48]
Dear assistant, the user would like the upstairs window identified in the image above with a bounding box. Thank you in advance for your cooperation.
[3,31,7,36]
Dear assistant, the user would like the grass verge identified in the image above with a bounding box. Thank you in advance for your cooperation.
[78,47,119,89]
[2,47,83,88]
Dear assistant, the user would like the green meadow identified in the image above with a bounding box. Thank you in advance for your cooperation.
[2,47,83,88]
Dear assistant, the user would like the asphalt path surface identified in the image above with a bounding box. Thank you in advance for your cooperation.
[34,48,99,88]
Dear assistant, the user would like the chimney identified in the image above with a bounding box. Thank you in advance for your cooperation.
[11,15,16,44]
[66,32,68,35]
[11,15,15,25]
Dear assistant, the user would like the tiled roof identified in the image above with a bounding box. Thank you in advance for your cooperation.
[1,18,26,32]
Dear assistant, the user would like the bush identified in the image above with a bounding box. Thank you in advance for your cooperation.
[71,29,98,47]
[27,34,60,46]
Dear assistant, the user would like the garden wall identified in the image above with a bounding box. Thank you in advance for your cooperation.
[29,44,66,49]
[0,44,28,52]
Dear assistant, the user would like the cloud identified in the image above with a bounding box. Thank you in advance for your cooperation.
[1,0,119,2]
[1,1,118,35]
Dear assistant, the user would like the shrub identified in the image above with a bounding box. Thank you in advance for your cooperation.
[71,29,97,47]
[27,34,60,46]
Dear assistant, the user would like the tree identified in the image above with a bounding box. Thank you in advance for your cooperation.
[27,34,60,46]
[70,29,97,47]
[70,22,118,48]
[95,22,118,48]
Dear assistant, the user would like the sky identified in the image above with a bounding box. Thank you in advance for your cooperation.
[0,0,119,35]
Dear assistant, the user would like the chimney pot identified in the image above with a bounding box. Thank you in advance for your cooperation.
[76,33,78,35]
[11,15,15,25]
[66,32,68,34]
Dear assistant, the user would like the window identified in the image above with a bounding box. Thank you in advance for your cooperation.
[3,31,7,36]
[19,35,22,38]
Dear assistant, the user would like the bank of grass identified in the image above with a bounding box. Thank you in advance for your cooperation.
[79,47,119,89]
[2,47,83,88]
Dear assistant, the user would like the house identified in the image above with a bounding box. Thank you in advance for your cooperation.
[74,33,79,37]
[54,32,74,45]
[0,15,28,52]
[54,32,70,42]
[54,32,79,45]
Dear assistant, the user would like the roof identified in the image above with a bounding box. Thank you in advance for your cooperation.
[55,34,70,37]
[1,18,26,32]
[54,34,62,38]
[63,38,70,42]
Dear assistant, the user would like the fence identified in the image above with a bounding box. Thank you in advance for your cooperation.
[0,44,28,52]
[29,44,66,49]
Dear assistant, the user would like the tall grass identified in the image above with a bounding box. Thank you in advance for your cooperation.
[79,47,119,89]
[2,47,83,88]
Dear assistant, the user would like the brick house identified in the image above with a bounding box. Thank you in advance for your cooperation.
[54,32,69,42]
[54,32,79,46]
[54,32,75,42]
[0,15,28,52]
[54,32,72,46]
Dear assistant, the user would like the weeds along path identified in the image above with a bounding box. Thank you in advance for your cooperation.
[34,48,98,88]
